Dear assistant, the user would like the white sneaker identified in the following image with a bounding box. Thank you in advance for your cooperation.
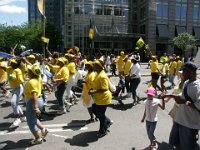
[30,138,42,145]
[41,128,49,139]
[12,118,21,126]
[65,100,72,106]
[57,108,66,114]
[20,116,27,122]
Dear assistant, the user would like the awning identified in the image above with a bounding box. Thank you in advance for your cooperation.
[157,24,169,38]
[176,26,186,35]
[194,27,200,39]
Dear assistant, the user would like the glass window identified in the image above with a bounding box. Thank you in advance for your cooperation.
[123,8,129,20]
[84,5,93,14]
[114,7,122,16]
[176,5,181,19]
[104,6,112,15]
[181,5,187,19]
[163,4,168,17]
[140,7,146,20]
[193,6,199,20]
[94,6,103,15]
[156,3,162,17]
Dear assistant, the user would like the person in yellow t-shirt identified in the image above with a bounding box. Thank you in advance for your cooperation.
[53,57,70,114]
[89,59,112,138]
[3,59,25,126]
[169,56,177,87]
[123,56,132,96]
[65,54,77,104]
[151,56,162,92]
[81,61,97,123]
[159,59,169,93]
[115,51,126,76]
[0,58,10,96]
[24,64,48,145]
[176,56,183,79]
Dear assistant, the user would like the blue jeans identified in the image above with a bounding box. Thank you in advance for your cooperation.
[92,104,111,134]
[169,122,199,150]
[25,98,43,133]
[146,121,157,141]
[130,78,141,98]
[11,84,24,116]
[55,82,66,107]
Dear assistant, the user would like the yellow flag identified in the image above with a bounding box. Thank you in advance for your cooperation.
[37,0,44,15]
[89,28,94,40]
[136,37,145,48]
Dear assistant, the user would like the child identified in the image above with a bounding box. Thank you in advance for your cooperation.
[141,87,165,149]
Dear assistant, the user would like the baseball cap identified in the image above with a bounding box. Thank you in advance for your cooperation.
[146,87,156,96]
[182,62,198,71]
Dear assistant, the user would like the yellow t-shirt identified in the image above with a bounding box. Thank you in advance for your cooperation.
[151,61,158,73]
[54,66,69,83]
[116,56,126,72]
[20,62,27,80]
[67,62,76,78]
[8,68,24,88]
[82,71,96,106]
[160,63,169,75]
[24,78,41,99]
[123,60,132,75]
[176,60,183,74]
[169,61,177,75]
[92,71,112,105]
[0,61,7,83]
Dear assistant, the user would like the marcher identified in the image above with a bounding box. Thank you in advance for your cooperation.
[160,59,169,93]
[89,59,113,138]
[24,64,48,145]
[141,87,165,149]
[163,62,200,150]
[129,57,141,105]
[81,61,97,123]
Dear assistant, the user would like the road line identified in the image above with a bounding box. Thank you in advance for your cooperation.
[0,127,88,136]
[50,133,69,139]
[22,123,86,129]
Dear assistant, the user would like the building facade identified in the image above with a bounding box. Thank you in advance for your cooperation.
[28,0,200,57]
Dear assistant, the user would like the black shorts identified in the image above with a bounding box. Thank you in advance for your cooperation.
[151,73,159,80]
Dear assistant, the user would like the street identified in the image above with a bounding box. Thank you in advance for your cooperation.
[0,64,199,150]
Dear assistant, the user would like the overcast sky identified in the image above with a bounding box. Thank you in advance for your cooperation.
[0,0,28,26]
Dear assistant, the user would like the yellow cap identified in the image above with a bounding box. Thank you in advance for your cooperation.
[27,55,35,59]
[31,64,41,76]
[85,61,94,67]
[120,51,124,56]
[57,57,66,64]
[94,59,104,69]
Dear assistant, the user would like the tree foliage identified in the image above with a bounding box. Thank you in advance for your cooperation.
[173,32,197,52]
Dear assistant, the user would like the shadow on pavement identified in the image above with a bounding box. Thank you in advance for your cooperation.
[63,120,86,131]
[64,131,98,147]
[109,103,133,111]
[157,141,175,150]
[0,139,33,150]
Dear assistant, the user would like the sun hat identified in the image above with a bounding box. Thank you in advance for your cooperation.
[94,59,104,69]
[30,64,41,76]
[146,87,156,96]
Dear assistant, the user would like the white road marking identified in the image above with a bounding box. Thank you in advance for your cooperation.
[50,133,69,139]
[0,127,88,136]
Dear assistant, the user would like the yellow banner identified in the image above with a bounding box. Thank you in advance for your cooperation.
[37,0,44,15]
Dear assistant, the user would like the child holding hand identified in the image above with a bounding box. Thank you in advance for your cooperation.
[141,87,165,149]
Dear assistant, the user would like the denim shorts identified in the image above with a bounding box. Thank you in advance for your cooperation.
[169,122,199,150]
[25,98,43,133]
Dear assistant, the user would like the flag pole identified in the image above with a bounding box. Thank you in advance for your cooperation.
[43,0,46,58]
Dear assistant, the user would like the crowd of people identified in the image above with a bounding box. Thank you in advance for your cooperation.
[0,48,199,149]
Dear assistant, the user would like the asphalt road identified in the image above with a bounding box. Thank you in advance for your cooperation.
[0,64,199,150]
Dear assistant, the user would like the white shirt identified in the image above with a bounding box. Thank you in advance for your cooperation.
[144,98,160,122]
[175,80,200,129]
[129,63,141,78]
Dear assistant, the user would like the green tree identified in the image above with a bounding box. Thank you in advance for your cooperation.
[173,32,197,57]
